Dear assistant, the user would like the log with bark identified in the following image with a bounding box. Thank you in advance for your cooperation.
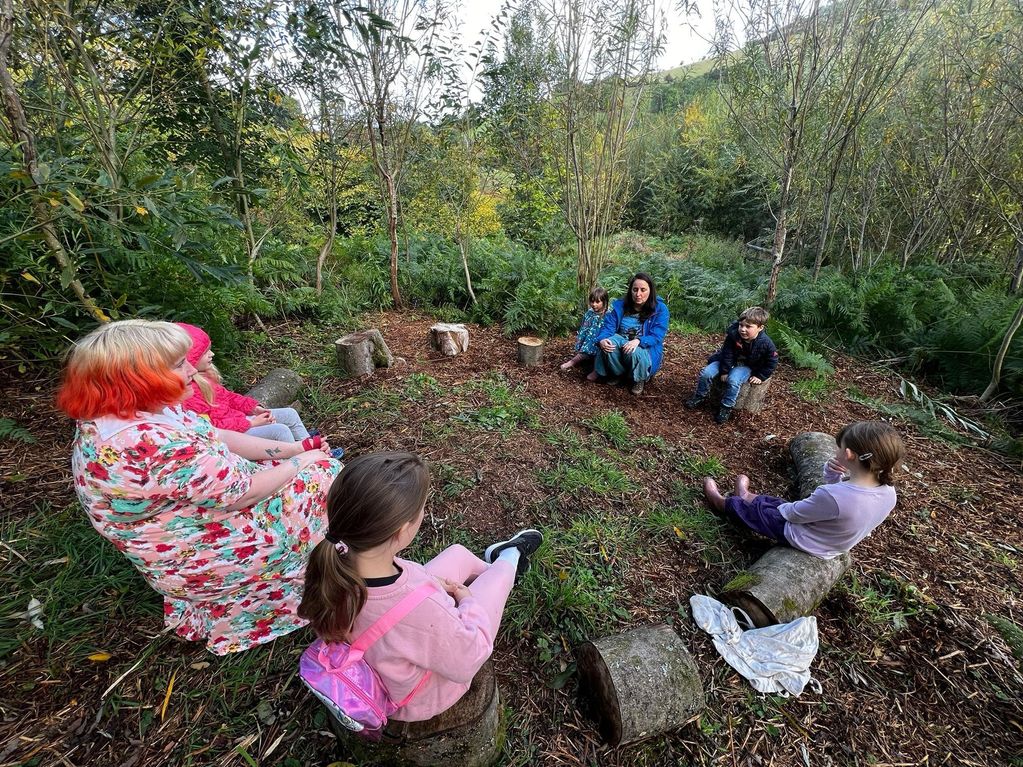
[720,430,852,627]
[576,624,705,747]
[335,329,394,378]
[245,368,302,409]
[711,376,774,413]
[430,323,470,357]
[329,661,503,767]
[516,336,544,367]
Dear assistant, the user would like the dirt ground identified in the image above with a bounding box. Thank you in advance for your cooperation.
[2,311,1022,767]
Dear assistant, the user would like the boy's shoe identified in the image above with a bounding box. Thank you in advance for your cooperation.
[684,394,705,409]
[714,405,734,424]
[630,380,645,395]
[484,528,544,578]
[330,447,345,459]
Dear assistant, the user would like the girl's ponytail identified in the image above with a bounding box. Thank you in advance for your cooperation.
[836,421,906,487]
[298,452,431,642]
[299,539,366,642]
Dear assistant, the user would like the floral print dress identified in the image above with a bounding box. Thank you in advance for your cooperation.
[574,309,606,355]
[71,406,341,655]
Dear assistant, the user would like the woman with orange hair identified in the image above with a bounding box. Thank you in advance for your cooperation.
[57,320,342,654]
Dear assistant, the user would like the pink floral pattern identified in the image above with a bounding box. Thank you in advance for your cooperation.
[71,406,341,655]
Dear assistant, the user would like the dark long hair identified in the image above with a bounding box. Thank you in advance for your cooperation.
[623,273,658,321]
[836,421,905,486]
[298,452,431,643]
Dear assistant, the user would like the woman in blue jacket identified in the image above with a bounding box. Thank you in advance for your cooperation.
[588,272,669,395]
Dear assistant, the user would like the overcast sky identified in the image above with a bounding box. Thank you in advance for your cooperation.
[456,1,718,71]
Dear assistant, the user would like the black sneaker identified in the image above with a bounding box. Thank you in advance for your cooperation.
[714,405,734,424]
[684,395,705,410]
[484,529,544,577]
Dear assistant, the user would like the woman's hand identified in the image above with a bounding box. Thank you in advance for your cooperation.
[599,338,616,353]
[294,449,330,470]
[440,578,471,605]
[623,339,640,355]
[248,411,275,427]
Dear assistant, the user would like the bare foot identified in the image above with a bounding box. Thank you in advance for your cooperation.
[703,477,726,512]
[734,474,755,502]
[585,370,599,382]
[560,360,574,371]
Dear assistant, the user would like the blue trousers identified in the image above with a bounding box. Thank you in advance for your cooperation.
[695,361,752,408]
[595,335,653,382]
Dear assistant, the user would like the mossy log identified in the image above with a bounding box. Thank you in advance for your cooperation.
[430,323,470,357]
[721,431,852,627]
[576,624,705,747]
[330,661,503,767]
[245,368,302,409]
[721,547,852,627]
[711,376,774,413]
[335,329,393,378]
[790,431,838,497]
[516,336,544,367]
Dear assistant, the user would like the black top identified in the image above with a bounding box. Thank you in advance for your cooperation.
[363,564,403,588]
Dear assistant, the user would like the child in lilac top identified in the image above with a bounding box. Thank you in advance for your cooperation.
[703,421,905,559]
[299,452,543,723]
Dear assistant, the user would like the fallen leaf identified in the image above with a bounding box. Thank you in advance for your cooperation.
[160,669,177,721]
[190,661,211,670]
[88,652,112,662]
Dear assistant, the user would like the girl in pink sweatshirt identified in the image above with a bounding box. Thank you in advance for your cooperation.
[176,323,311,442]
[703,421,905,559]
[299,452,542,722]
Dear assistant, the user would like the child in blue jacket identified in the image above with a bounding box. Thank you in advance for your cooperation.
[587,273,669,396]
[685,306,778,423]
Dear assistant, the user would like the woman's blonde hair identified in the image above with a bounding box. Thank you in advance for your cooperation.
[56,320,192,420]
[194,364,223,404]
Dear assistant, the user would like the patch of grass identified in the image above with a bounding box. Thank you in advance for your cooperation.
[640,500,734,566]
[986,614,1023,666]
[791,374,838,403]
[846,386,966,445]
[668,318,703,336]
[676,451,726,477]
[538,448,638,496]
[433,463,480,499]
[839,572,936,636]
[453,374,539,433]
[583,410,630,448]
[402,372,443,401]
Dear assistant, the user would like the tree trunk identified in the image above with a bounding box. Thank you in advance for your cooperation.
[0,0,107,324]
[455,223,477,304]
[1010,239,1023,295]
[335,329,393,378]
[576,624,705,747]
[980,298,1023,402]
[430,323,470,357]
[385,172,403,307]
[245,368,303,409]
[789,431,838,497]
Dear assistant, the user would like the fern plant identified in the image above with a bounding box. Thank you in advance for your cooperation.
[0,418,36,444]
[771,322,835,376]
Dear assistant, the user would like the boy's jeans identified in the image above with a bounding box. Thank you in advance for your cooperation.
[695,361,752,407]
[595,334,653,382]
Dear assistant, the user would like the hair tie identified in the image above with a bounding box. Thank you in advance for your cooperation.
[324,533,349,555]
[858,452,874,461]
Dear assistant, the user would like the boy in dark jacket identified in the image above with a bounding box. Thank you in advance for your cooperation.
[685,306,779,424]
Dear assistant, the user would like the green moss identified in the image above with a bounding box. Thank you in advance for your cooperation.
[722,571,760,592]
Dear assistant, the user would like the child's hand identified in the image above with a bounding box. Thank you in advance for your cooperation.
[825,458,847,475]
[720,374,729,382]
[252,406,271,416]
[440,578,471,604]
[749,376,763,385]
[249,412,274,427]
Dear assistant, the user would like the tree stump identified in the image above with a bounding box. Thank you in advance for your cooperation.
[720,430,852,627]
[516,336,544,367]
[711,376,774,413]
[430,323,470,357]
[576,625,705,747]
[335,329,393,378]
[245,368,302,409]
[329,661,504,767]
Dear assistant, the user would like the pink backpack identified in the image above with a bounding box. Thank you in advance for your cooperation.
[299,583,436,740]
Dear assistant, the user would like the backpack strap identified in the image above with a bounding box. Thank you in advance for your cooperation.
[350,582,437,655]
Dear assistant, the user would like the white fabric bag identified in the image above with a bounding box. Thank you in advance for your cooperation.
[690,594,822,697]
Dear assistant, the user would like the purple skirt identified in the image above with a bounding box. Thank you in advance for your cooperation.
[724,495,788,543]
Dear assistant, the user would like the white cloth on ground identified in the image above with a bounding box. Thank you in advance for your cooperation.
[690,594,821,697]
